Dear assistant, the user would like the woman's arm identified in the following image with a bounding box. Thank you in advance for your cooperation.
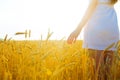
[76,0,98,31]
[67,0,98,44]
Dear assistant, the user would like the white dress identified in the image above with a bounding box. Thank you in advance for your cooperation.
[83,0,119,50]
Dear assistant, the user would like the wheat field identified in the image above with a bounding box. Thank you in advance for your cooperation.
[0,39,120,80]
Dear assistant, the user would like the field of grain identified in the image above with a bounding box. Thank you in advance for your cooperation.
[0,39,120,80]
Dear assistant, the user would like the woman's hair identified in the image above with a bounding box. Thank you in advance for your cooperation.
[111,0,118,4]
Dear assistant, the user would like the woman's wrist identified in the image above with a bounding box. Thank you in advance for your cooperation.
[75,26,82,33]
[74,28,81,35]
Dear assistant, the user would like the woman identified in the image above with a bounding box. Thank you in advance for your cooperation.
[67,0,119,79]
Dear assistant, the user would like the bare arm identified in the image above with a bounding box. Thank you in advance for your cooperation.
[67,0,98,44]
[76,0,98,32]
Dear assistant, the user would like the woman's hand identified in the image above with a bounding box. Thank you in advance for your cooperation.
[67,0,97,44]
[67,29,80,44]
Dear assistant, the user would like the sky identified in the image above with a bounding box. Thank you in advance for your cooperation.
[0,0,120,40]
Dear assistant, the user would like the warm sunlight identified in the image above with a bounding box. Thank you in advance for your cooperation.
[0,0,120,40]
[0,0,89,40]
[1,1,120,80]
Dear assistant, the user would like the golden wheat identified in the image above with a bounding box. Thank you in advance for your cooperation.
[0,40,120,80]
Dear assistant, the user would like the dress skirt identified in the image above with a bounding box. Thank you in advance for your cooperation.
[83,4,119,50]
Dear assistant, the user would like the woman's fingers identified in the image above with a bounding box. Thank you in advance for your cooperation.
[67,36,72,44]
[67,30,79,44]
[67,34,76,44]
[73,37,77,43]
